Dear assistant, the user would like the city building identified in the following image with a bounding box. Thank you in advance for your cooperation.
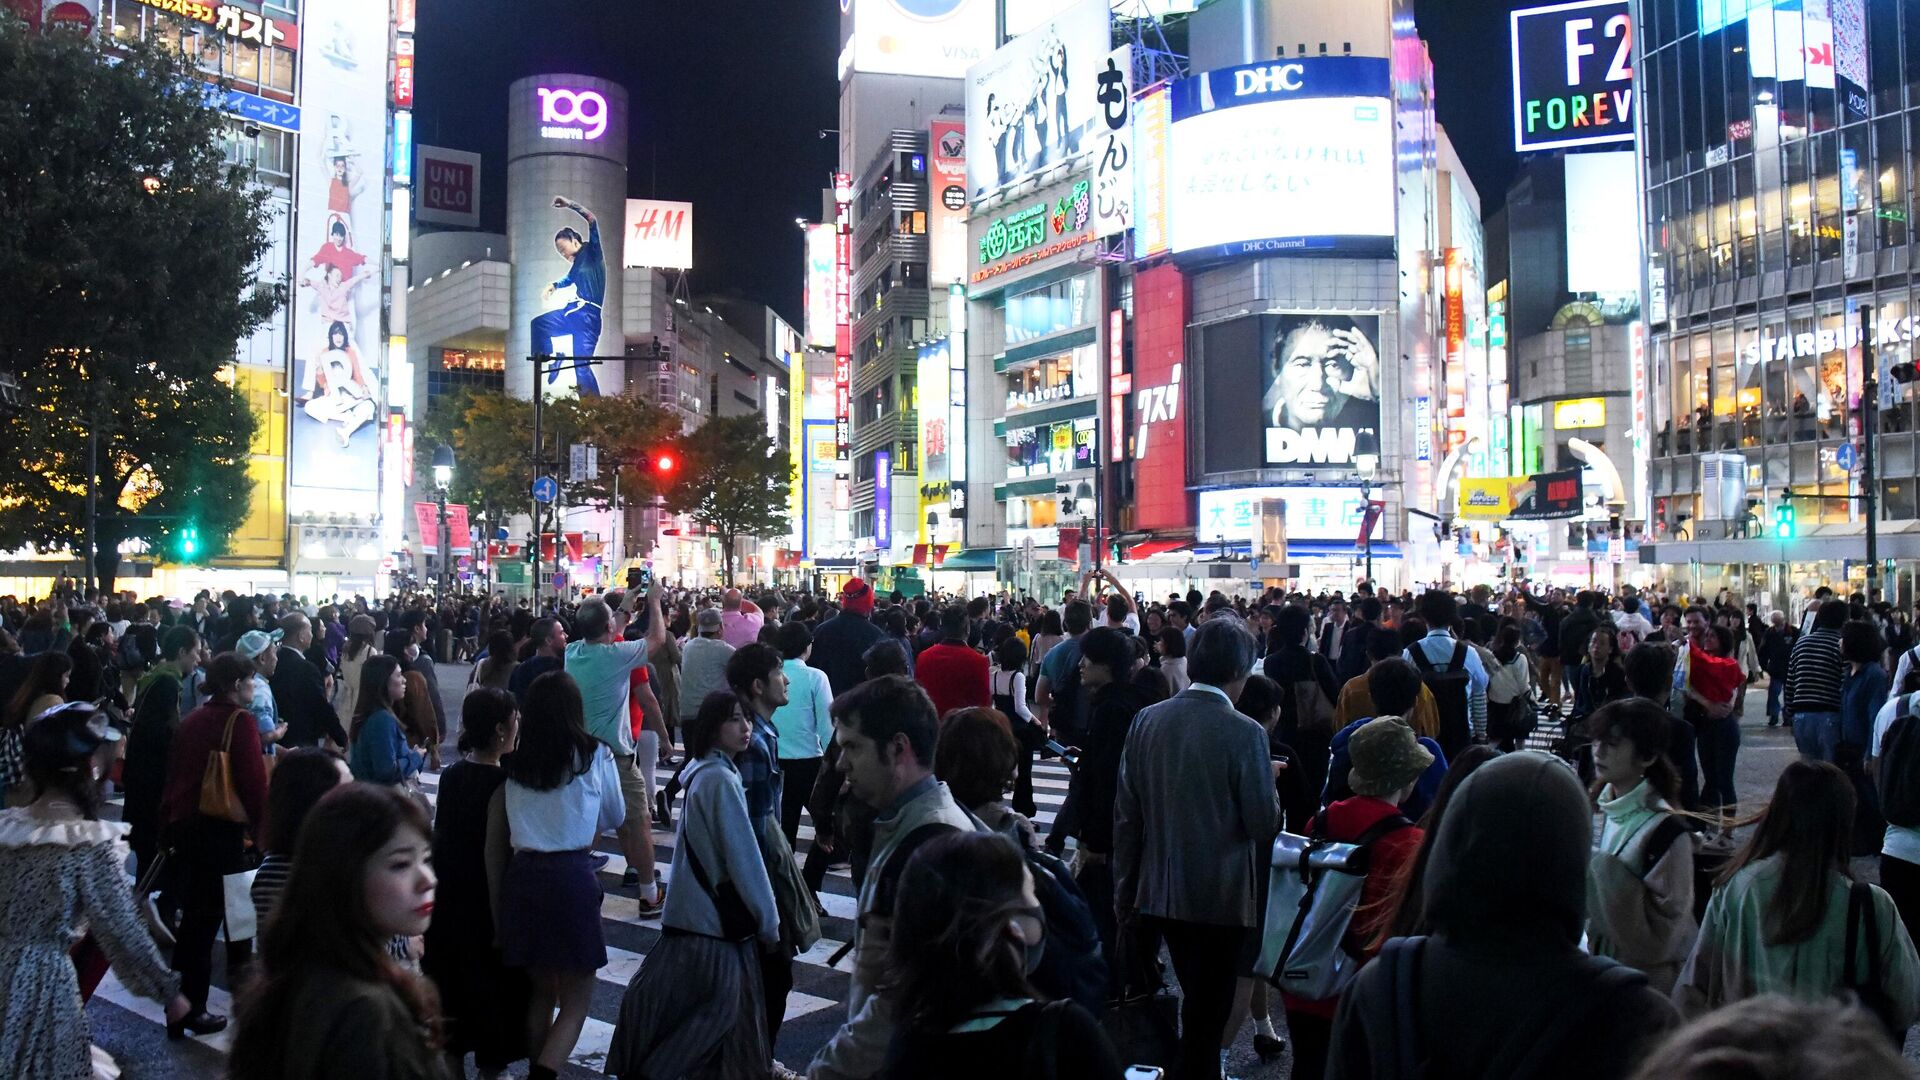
[1631,0,1920,607]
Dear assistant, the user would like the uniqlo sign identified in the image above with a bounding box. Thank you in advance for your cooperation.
[1510,0,1634,152]
[415,145,480,228]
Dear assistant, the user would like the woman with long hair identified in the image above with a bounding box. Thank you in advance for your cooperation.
[1,651,74,804]
[250,748,352,928]
[1585,699,1698,994]
[0,703,192,1077]
[471,631,518,693]
[990,635,1042,819]
[347,655,424,785]
[1673,761,1920,1032]
[502,671,623,1080]
[160,652,270,1038]
[879,831,1125,1078]
[384,629,442,770]
[424,687,530,1080]
[1484,624,1535,751]
[228,785,442,1079]
[609,691,778,1080]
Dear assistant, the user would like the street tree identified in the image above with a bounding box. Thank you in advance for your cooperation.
[662,413,791,586]
[0,16,279,594]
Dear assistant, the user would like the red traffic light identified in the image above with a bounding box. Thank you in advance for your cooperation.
[654,452,676,474]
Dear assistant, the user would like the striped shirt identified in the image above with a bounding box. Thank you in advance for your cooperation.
[1787,628,1845,713]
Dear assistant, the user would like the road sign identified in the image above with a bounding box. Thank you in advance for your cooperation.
[531,476,559,504]
[1837,442,1860,472]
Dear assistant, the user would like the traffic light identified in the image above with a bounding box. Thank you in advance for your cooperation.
[1774,501,1796,539]
[174,523,201,562]
[635,449,677,477]
[1892,361,1919,384]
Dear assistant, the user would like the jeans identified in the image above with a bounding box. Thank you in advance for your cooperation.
[1145,917,1246,1080]
[1766,677,1786,722]
[1793,710,1842,762]
[1695,712,1742,812]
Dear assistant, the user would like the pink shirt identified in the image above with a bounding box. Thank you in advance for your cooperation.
[720,605,764,649]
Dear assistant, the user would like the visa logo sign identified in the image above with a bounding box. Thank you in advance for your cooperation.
[1233,63,1306,96]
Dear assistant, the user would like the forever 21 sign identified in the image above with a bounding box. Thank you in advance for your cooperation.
[1510,0,1634,153]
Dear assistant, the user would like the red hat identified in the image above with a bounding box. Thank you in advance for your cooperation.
[841,577,875,615]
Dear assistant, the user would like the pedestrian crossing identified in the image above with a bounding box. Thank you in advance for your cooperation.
[90,753,1077,1077]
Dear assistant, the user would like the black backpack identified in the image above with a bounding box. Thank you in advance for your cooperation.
[868,820,1109,1016]
[1408,642,1472,758]
[1878,699,1920,828]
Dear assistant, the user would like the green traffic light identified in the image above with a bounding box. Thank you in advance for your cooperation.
[179,524,200,560]
[1773,504,1795,539]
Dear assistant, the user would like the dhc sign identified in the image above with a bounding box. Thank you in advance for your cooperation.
[1233,63,1305,96]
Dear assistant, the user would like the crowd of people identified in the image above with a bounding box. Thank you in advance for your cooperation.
[0,574,1918,1079]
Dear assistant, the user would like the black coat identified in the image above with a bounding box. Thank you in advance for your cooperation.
[272,646,345,748]
[809,611,887,698]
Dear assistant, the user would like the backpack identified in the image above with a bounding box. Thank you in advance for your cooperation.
[1880,697,1920,828]
[1359,936,1650,1080]
[1253,814,1412,1000]
[869,820,1109,1016]
[1408,642,1472,758]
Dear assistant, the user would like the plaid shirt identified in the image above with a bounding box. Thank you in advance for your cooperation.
[738,713,784,822]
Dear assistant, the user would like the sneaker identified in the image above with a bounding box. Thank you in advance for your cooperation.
[622,867,640,888]
[588,853,611,873]
[770,1062,805,1080]
[637,883,667,919]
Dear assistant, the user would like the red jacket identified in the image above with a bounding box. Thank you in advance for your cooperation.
[160,700,269,835]
[915,640,991,721]
[1283,795,1424,1018]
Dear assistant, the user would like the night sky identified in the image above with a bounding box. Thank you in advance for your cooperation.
[415,0,1520,325]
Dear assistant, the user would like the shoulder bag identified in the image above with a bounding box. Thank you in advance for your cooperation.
[198,707,251,823]
[1843,881,1906,1043]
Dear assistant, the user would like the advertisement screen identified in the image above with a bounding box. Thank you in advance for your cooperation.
[928,120,968,285]
[1511,0,1635,152]
[1201,312,1383,475]
[803,224,837,349]
[289,0,388,499]
[1564,150,1641,293]
[528,195,613,396]
[1132,84,1171,258]
[851,0,997,78]
[918,339,950,485]
[1168,57,1394,262]
[1197,486,1384,543]
[623,199,693,270]
[964,0,1111,201]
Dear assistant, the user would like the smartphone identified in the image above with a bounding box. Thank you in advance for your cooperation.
[626,566,651,590]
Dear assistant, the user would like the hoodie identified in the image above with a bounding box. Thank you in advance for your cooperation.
[1329,752,1679,1080]
[1587,779,1697,994]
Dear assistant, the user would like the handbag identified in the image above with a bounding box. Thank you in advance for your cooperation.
[224,866,260,942]
[1843,881,1906,1043]
[133,848,176,950]
[198,707,250,823]
[761,817,823,952]
[1102,918,1178,1067]
[1290,678,1336,735]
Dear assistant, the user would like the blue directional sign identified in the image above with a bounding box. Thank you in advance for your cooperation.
[531,476,559,504]
[1837,443,1859,472]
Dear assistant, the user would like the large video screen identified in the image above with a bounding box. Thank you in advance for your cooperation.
[1168,57,1393,262]
[963,0,1111,201]
[1200,311,1383,476]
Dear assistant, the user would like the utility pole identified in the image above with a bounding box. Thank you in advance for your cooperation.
[530,355,544,612]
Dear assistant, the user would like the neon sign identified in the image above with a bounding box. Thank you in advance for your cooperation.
[536,87,608,141]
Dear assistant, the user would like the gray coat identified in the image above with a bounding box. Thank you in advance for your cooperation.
[1114,686,1280,928]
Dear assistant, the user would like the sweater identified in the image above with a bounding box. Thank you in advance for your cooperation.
[1673,854,1920,1025]
[160,701,269,831]
[1586,779,1697,994]
[1787,628,1845,714]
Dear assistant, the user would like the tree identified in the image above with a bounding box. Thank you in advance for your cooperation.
[0,16,279,594]
[662,414,791,586]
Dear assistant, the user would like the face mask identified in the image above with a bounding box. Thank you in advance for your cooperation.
[1013,905,1047,976]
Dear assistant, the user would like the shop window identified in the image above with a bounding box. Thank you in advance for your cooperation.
[1712,326,1737,450]
[1903,0,1920,108]
[1785,139,1814,266]
[1733,157,1758,273]
[1734,322,1763,446]
[1709,164,1734,285]
[1877,116,1909,248]
[1813,132,1842,261]
[1760,316,1790,443]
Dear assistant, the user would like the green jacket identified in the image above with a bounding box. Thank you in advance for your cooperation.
[1674,853,1920,1026]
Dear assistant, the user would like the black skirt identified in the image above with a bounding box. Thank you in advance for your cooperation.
[500,849,606,971]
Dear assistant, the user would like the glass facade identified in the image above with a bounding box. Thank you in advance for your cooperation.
[1643,0,1920,541]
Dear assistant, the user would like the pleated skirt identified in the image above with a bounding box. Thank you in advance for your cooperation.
[605,929,769,1080]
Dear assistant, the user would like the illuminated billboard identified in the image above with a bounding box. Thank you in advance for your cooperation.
[803,224,837,349]
[1564,150,1641,293]
[416,145,480,228]
[849,0,996,78]
[964,0,1111,201]
[1168,58,1394,262]
[289,0,388,505]
[1199,312,1383,475]
[1510,0,1634,152]
[1197,486,1384,543]
[929,120,968,285]
[622,199,693,270]
[1132,84,1171,258]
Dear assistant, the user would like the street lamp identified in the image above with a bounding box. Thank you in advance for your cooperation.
[1354,431,1380,589]
[433,443,454,597]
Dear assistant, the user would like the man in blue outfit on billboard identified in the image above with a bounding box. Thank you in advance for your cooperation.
[533,195,605,395]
